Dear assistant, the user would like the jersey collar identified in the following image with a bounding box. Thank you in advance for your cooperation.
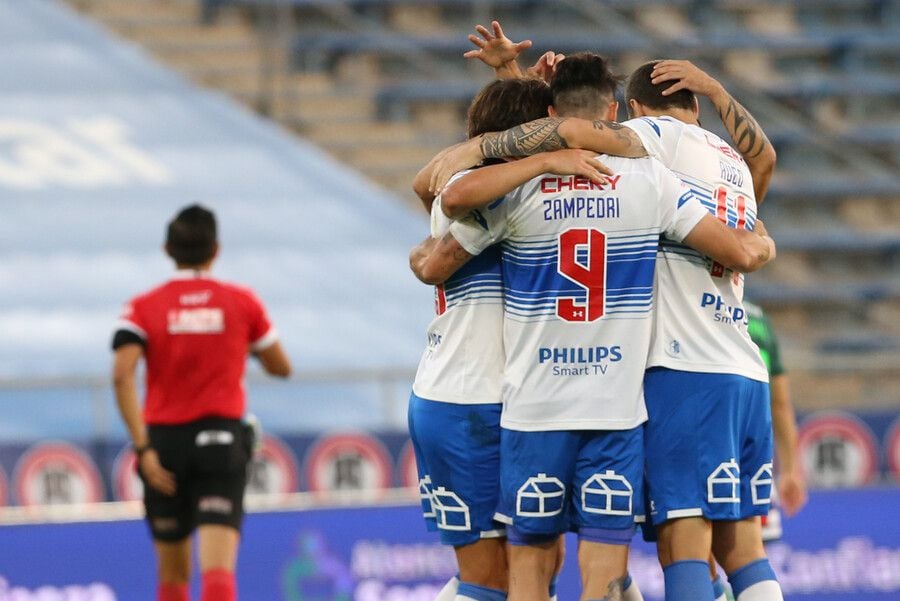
[172,269,212,280]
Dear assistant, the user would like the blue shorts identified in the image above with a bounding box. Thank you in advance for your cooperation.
[497,427,643,544]
[643,368,774,525]
[407,392,505,546]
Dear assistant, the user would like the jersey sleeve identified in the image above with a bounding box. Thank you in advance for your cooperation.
[655,161,708,242]
[446,184,511,256]
[624,117,682,165]
[112,298,148,349]
[243,290,278,352]
[431,170,470,237]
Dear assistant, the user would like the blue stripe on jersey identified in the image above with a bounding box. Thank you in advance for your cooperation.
[639,117,662,137]
[443,244,503,309]
[500,233,657,318]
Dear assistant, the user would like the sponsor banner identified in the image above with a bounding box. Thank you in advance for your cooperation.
[247,434,300,496]
[886,416,900,483]
[112,446,142,502]
[0,488,898,601]
[798,411,879,488]
[12,441,104,506]
[0,411,896,507]
[304,433,393,501]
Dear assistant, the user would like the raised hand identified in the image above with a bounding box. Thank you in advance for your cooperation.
[650,59,722,98]
[544,149,612,185]
[527,51,566,83]
[464,20,532,70]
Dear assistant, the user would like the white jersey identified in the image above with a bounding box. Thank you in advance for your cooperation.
[624,116,769,382]
[450,156,708,431]
[412,175,505,405]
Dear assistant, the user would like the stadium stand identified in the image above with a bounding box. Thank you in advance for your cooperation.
[21,0,900,415]
[0,0,432,438]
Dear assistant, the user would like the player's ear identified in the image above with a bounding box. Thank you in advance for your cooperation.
[692,95,700,119]
[606,101,619,122]
[547,104,558,118]
[627,98,642,118]
[211,242,220,261]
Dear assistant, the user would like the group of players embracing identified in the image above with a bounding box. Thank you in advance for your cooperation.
[406,21,788,601]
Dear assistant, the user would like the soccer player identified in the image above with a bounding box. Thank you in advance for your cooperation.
[746,301,807,534]
[111,205,291,601]
[421,58,784,601]
[409,78,563,601]
[411,139,774,601]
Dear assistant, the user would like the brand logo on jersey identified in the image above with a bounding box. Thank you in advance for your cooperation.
[180,290,212,305]
[667,339,682,357]
[426,332,442,351]
[541,174,621,193]
[167,307,224,334]
[538,346,623,376]
[703,133,743,162]
[700,293,747,326]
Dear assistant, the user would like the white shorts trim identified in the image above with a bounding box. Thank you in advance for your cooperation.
[666,508,704,519]
[480,528,507,539]
[493,511,513,525]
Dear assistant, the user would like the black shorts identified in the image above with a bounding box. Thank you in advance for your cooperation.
[141,418,251,541]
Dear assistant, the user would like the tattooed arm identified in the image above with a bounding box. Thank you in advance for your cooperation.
[480,117,647,160]
[650,60,777,203]
[426,117,645,195]
[409,233,474,285]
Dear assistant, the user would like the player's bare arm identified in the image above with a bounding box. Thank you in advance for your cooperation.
[481,117,646,159]
[683,214,776,273]
[255,341,292,378]
[651,60,777,202]
[770,373,807,515]
[464,20,531,79]
[112,344,176,496]
[414,141,472,210]
[441,149,610,219]
[409,232,474,285]
[428,118,639,194]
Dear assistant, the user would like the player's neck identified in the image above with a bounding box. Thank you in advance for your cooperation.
[175,260,214,275]
[641,107,698,126]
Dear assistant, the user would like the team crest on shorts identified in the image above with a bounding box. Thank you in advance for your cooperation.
[707,459,740,503]
[582,470,633,515]
[517,473,565,517]
[431,486,471,531]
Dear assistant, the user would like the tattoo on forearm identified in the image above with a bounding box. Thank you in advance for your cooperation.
[592,119,646,157]
[480,118,568,158]
[717,96,772,160]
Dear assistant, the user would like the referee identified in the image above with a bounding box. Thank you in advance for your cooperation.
[112,204,291,601]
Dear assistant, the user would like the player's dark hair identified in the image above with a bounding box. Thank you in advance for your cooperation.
[626,60,696,112]
[550,53,623,118]
[466,78,552,139]
[165,204,217,266]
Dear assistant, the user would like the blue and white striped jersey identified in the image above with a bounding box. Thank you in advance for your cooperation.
[450,156,707,431]
[624,116,769,383]
[412,173,505,405]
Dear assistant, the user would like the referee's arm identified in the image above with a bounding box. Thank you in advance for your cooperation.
[112,343,176,495]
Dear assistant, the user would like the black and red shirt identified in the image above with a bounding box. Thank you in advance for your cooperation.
[113,270,277,425]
